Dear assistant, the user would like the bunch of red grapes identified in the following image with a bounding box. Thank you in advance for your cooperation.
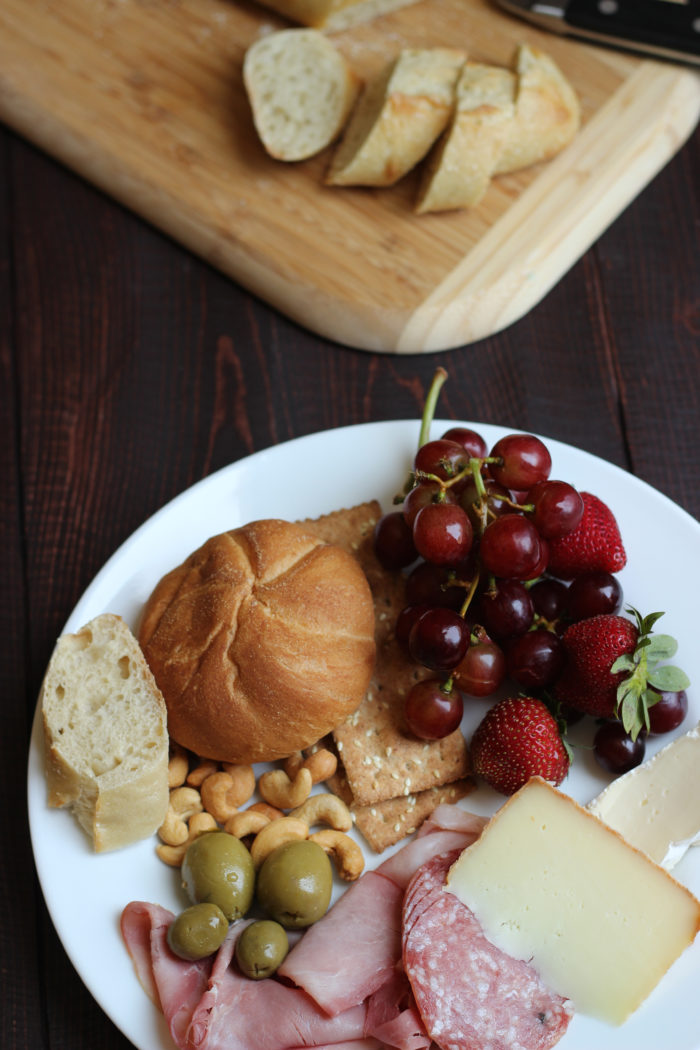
[373,425,686,771]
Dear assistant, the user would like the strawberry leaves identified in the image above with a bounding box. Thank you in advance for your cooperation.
[612,607,690,741]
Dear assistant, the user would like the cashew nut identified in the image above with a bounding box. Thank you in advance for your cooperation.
[309,830,364,881]
[289,793,352,832]
[186,758,218,787]
[250,816,309,868]
[156,812,217,866]
[258,767,313,810]
[225,810,270,839]
[283,748,337,785]
[283,751,305,779]
[167,744,189,789]
[158,786,204,845]
[170,786,204,818]
[246,801,284,822]
[200,768,255,823]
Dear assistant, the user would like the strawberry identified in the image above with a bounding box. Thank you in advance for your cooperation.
[547,492,626,578]
[554,614,638,718]
[554,608,690,739]
[470,696,570,796]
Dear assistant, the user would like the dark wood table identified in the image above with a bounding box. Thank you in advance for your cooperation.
[2,109,698,1049]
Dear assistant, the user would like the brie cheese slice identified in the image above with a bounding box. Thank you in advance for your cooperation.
[588,723,700,870]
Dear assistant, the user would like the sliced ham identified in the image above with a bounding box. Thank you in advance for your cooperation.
[376,829,477,890]
[121,902,213,1048]
[278,871,403,1016]
[415,804,488,839]
[402,853,574,1050]
[186,921,369,1050]
[121,904,368,1050]
[364,969,430,1050]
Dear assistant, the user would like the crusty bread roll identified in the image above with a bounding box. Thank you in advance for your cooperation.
[41,613,169,852]
[138,519,376,765]
[243,29,361,162]
[326,48,466,187]
[251,0,420,31]
[494,43,580,175]
[416,63,515,214]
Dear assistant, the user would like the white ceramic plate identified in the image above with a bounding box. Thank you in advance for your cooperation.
[28,420,700,1050]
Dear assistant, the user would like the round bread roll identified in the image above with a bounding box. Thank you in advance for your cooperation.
[138,519,376,764]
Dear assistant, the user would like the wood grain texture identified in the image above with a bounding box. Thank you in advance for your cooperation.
[0,0,698,351]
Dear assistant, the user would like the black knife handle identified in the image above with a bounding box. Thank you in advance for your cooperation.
[567,0,700,59]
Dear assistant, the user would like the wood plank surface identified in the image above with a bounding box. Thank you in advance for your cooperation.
[1,0,698,352]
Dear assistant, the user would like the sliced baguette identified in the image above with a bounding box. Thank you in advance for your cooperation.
[415,63,516,214]
[41,613,169,852]
[243,29,361,162]
[494,43,580,175]
[252,0,421,31]
[326,48,466,187]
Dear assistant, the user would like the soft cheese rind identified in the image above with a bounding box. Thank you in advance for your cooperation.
[446,778,700,1025]
[588,723,700,870]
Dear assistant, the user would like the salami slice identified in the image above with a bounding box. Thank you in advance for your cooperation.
[403,878,573,1050]
[402,849,461,940]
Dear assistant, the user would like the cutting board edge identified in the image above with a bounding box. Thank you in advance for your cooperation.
[1,57,698,354]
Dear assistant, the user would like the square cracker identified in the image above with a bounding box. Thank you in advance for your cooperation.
[302,502,470,809]
[328,761,473,852]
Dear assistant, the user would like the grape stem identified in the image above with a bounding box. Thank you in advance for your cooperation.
[418,368,448,448]
[458,569,481,619]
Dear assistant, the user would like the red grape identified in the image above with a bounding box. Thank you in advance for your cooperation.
[373,511,417,570]
[647,687,688,735]
[506,629,565,690]
[480,515,542,579]
[459,477,513,529]
[489,434,552,490]
[412,503,473,566]
[566,571,623,621]
[528,480,584,539]
[454,635,506,696]
[414,439,469,482]
[395,604,432,654]
[404,679,464,740]
[403,481,456,527]
[593,722,645,774]
[405,562,464,610]
[478,579,534,639]
[529,577,569,622]
[441,427,488,460]
[409,608,469,671]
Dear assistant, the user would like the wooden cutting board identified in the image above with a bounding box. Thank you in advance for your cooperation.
[1,0,698,353]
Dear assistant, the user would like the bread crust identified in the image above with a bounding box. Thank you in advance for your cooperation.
[326,48,466,187]
[139,519,376,764]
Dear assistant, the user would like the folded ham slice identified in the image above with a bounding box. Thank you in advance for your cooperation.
[277,871,403,1016]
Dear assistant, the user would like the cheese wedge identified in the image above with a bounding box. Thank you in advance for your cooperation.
[588,723,700,870]
[446,778,700,1025]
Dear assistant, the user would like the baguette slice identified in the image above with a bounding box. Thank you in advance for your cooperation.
[243,29,361,162]
[416,63,515,214]
[252,0,421,31]
[41,613,169,852]
[494,43,580,175]
[326,48,466,187]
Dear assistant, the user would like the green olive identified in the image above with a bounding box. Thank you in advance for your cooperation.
[167,902,228,961]
[181,831,255,921]
[235,920,289,980]
[256,839,332,929]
